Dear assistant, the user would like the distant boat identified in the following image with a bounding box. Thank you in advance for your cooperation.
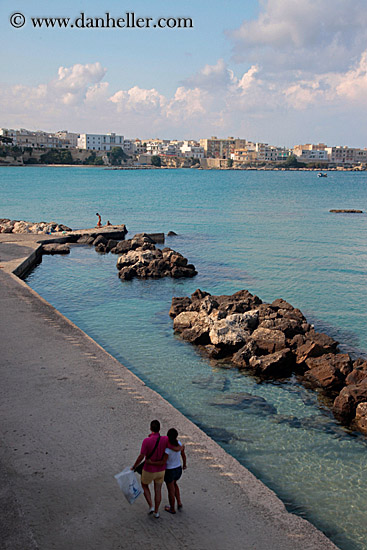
[317,172,327,177]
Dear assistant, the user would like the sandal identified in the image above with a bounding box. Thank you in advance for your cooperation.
[165,506,176,514]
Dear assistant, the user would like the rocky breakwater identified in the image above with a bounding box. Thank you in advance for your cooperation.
[0,218,71,234]
[111,234,197,280]
[170,289,367,435]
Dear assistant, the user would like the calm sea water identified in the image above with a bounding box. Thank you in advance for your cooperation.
[2,166,367,549]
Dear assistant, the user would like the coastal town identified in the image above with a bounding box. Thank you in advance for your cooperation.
[1,127,367,169]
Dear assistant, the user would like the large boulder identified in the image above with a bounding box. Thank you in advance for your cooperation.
[346,359,367,385]
[332,381,367,421]
[258,317,304,338]
[209,312,258,348]
[42,243,70,255]
[304,364,344,391]
[249,327,286,354]
[296,333,339,364]
[169,297,192,318]
[305,353,353,377]
[173,311,200,331]
[248,348,293,377]
[355,402,367,434]
[232,340,260,368]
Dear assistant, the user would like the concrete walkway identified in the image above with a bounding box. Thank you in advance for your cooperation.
[0,235,338,550]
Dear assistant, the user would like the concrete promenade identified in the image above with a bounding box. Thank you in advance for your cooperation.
[0,235,338,550]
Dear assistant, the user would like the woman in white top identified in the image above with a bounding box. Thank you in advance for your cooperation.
[147,427,187,514]
[164,428,187,514]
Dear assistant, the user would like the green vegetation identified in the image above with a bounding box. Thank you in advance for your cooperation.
[108,147,129,165]
[151,155,162,167]
[40,149,74,165]
[227,158,233,168]
[83,152,104,165]
[281,155,306,168]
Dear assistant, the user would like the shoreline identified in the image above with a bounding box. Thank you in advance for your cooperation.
[0,163,365,171]
[0,233,338,549]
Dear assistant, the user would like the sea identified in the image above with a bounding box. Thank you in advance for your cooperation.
[1,166,367,549]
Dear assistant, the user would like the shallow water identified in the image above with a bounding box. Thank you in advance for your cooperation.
[2,166,367,549]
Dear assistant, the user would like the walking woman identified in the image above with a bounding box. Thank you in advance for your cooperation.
[164,428,187,514]
[146,427,187,514]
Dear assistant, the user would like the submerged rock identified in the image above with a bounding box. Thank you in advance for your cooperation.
[209,392,277,415]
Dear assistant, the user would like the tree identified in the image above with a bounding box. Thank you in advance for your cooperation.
[227,158,233,168]
[151,155,161,167]
[282,155,306,168]
[109,147,128,165]
[40,149,74,165]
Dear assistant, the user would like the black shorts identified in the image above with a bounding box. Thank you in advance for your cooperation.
[164,466,182,484]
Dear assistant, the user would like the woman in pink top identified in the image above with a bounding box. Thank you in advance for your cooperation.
[131,420,180,518]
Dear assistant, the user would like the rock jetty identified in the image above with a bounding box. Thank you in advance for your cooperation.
[0,218,71,234]
[329,209,363,214]
[114,234,197,280]
[170,288,367,435]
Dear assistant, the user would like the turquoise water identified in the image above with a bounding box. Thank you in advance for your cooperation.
[2,166,367,549]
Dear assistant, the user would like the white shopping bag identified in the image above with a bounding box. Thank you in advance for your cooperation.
[114,467,142,504]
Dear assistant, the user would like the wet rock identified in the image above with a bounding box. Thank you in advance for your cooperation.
[355,402,367,434]
[169,297,192,318]
[249,348,293,377]
[191,375,229,392]
[169,287,367,435]
[0,219,71,234]
[42,244,70,255]
[305,353,352,377]
[250,327,287,354]
[303,364,344,391]
[209,392,277,415]
[296,333,339,364]
[95,243,107,253]
[191,289,211,302]
[232,340,260,368]
[93,235,108,247]
[208,312,258,349]
[346,360,367,385]
[167,231,177,236]
[170,265,197,278]
[258,318,303,338]
[333,382,367,421]
[118,266,136,280]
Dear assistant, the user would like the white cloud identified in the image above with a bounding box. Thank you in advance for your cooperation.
[1,56,367,145]
[229,0,367,73]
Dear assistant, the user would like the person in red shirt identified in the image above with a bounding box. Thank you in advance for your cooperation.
[131,420,170,518]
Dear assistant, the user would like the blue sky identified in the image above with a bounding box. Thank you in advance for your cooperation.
[1,0,367,146]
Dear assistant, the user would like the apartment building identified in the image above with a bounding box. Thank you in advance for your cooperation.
[55,131,79,149]
[325,146,367,165]
[200,137,236,159]
[180,141,205,159]
[77,133,124,151]
[0,128,62,148]
[293,143,329,162]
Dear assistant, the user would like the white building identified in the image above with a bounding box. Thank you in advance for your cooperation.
[180,141,205,159]
[0,128,17,144]
[325,146,367,165]
[55,131,79,149]
[1,128,62,148]
[293,144,329,163]
[77,133,124,151]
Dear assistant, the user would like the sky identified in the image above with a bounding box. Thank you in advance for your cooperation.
[1,0,367,147]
